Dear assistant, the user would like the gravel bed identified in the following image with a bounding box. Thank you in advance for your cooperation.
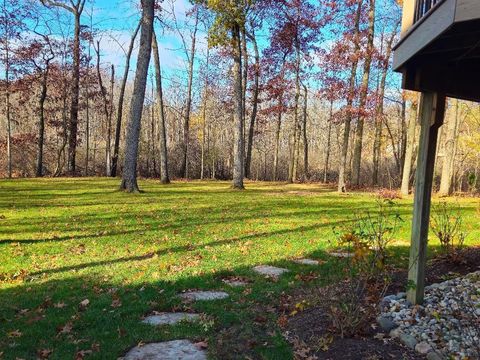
[379,271,480,359]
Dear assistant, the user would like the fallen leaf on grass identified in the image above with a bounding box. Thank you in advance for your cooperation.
[57,322,73,334]
[79,299,90,308]
[36,349,53,359]
[7,330,22,338]
[111,297,122,308]
[74,350,92,360]
[53,302,67,309]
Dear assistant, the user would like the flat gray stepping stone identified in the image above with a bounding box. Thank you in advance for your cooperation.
[253,265,289,278]
[294,258,319,265]
[142,313,200,326]
[329,252,354,258]
[179,291,229,301]
[124,340,207,360]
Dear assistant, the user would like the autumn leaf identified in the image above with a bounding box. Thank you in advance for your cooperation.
[53,302,67,309]
[7,329,22,338]
[79,299,90,308]
[57,322,73,335]
[36,349,53,359]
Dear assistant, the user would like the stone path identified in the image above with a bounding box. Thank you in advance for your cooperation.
[293,258,320,265]
[143,313,200,326]
[128,261,301,358]
[253,265,290,278]
[329,251,354,258]
[123,340,207,360]
[179,291,229,301]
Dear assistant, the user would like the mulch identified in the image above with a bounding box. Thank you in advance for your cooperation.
[283,246,480,360]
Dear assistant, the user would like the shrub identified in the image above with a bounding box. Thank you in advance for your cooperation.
[326,199,401,337]
[431,201,467,260]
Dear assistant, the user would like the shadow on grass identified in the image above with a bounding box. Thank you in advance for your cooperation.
[1,243,460,360]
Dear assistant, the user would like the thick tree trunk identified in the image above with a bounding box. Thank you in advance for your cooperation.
[338,0,363,192]
[439,100,460,196]
[401,100,418,195]
[324,100,333,183]
[180,10,199,179]
[351,0,375,186]
[36,67,50,177]
[302,84,309,178]
[120,0,154,192]
[111,22,140,177]
[245,30,259,179]
[232,24,245,189]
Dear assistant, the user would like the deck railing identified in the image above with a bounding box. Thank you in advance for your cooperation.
[414,0,442,24]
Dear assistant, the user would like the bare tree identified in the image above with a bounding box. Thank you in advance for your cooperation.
[338,0,362,192]
[152,30,170,184]
[245,28,260,179]
[111,21,141,177]
[41,0,87,175]
[232,23,245,189]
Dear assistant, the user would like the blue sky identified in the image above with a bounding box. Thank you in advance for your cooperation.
[86,0,208,91]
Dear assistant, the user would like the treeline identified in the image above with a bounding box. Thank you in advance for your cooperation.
[1,0,479,194]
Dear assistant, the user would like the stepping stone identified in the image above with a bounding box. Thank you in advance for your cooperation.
[222,279,248,287]
[329,252,354,258]
[142,312,200,326]
[124,340,207,360]
[179,291,229,301]
[293,258,319,265]
[253,265,289,278]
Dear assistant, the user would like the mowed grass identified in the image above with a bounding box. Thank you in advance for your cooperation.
[0,178,478,359]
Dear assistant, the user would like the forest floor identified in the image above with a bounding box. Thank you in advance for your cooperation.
[0,178,479,359]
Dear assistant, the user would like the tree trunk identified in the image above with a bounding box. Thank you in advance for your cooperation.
[245,30,259,179]
[36,66,50,177]
[5,46,12,178]
[288,31,301,184]
[401,99,418,195]
[273,98,282,181]
[232,24,245,189]
[67,13,82,174]
[95,40,113,176]
[201,47,210,180]
[351,0,375,186]
[120,0,155,192]
[302,84,309,178]
[152,31,170,184]
[241,28,248,136]
[372,25,396,186]
[324,100,333,183]
[180,10,199,179]
[338,0,363,192]
[439,99,460,196]
[111,22,140,177]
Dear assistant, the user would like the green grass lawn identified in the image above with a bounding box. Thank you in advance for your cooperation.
[0,178,478,359]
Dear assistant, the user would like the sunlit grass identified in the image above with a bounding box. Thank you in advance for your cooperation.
[0,178,478,359]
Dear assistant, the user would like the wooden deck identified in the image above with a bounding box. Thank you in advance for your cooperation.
[394,0,480,102]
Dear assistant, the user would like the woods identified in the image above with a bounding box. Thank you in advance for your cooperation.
[1,0,480,195]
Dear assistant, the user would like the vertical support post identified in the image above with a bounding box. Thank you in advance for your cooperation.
[407,92,445,305]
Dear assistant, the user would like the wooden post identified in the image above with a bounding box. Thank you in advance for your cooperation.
[407,91,445,305]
